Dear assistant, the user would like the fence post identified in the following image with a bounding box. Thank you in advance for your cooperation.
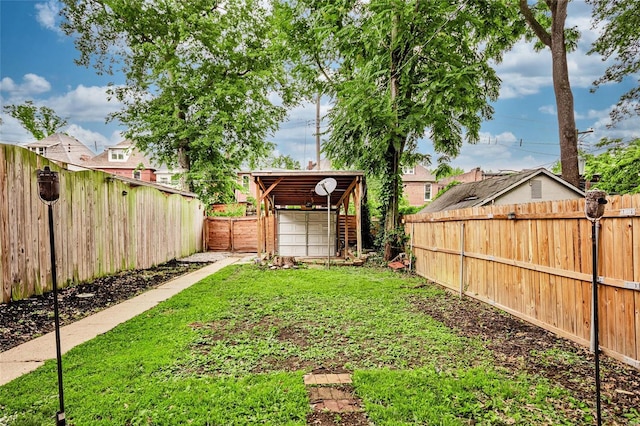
[459,222,465,298]
[409,222,414,271]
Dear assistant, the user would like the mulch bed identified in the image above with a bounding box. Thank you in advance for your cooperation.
[0,260,209,352]
[410,285,640,425]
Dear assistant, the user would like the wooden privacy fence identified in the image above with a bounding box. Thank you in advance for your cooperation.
[0,144,204,303]
[405,194,640,370]
[205,216,258,252]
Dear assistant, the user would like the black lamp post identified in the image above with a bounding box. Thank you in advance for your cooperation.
[36,166,66,426]
[585,189,607,426]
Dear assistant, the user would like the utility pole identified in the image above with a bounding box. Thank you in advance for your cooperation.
[576,128,594,176]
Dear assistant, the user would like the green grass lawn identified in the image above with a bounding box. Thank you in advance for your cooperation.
[0,265,591,425]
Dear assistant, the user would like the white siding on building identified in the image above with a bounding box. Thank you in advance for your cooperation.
[495,175,581,205]
[278,210,336,257]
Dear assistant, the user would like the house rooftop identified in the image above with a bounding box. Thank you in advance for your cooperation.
[420,168,584,213]
[23,133,95,166]
[88,140,157,170]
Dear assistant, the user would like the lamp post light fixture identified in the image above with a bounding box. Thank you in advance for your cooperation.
[36,166,66,426]
[585,189,607,426]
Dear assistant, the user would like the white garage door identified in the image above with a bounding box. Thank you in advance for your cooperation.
[278,210,336,257]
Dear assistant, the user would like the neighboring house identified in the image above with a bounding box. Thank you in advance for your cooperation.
[154,163,185,189]
[306,159,333,171]
[437,167,485,187]
[235,167,297,204]
[23,133,94,171]
[89,140,156,182]
[420,168,584,213]
[402,164,437,207]
[235,170,256,203]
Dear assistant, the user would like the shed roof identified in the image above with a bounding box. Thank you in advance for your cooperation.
[252,170,364,208]
[420,168,583,213]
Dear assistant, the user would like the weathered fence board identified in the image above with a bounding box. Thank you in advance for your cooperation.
[0,144,204,303]
[405,194,640,370]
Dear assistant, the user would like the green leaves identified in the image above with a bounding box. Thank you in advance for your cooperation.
[589,0,640,123]
[280,0,522,258]
[61,0,294,200]
[2,101,68,140]
[583,138,640,194]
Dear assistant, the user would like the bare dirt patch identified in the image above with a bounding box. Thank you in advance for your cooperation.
[410,285,640,425]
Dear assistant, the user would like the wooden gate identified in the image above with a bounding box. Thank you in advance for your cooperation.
[205,217,257,252]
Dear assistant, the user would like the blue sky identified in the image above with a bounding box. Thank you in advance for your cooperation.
[1,0,638,173]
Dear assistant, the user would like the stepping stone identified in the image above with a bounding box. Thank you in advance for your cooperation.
[304,372,363,414]
[303,373,353,385]
[311,397,362,413]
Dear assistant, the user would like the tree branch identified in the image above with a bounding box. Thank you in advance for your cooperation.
[314,52,335,89]
[519,0,552,47]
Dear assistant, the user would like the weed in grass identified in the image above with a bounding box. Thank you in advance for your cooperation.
[169,267,485,377]
[0,265,592,425]
[531,347,582,367]
[354,367,577,425]
[623,408,640,424]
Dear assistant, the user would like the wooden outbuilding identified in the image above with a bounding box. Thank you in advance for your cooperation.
[252,170,365,259]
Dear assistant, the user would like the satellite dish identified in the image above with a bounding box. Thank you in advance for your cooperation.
[315,178,337,196]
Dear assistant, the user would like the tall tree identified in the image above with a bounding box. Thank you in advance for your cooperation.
[3,100,68,140]
[518,0,581,188]
[269,154,301,170]
[279,0,523,259]
[588,0,640,123]
[60,0,295,198]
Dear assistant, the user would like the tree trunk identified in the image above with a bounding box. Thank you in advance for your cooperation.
[550,4,580,188]
[382,146,401,261]
[177,142,191,191]
[176,105,193,192]
[383,8,401,261]
[518,1,580,188]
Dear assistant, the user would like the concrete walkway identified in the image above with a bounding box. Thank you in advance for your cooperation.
[0,255,249,386]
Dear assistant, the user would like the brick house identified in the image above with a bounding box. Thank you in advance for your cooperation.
[235,170,255,203]
[401,164,437,207]
[88,140,157,182]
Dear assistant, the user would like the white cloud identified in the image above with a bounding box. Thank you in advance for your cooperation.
[539,105,557,115]
[442,129,558,172]
[0,82,124,147]
[35,1,62,34]
[47,85,123,122]
[0,77,16,92]
[271,98,332,166]
[495,40,553,99]
[65,124,122,153]
[495,2,616,99]
[0,115,34,144]
[0,74,51,98]
[587,105,640,144]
